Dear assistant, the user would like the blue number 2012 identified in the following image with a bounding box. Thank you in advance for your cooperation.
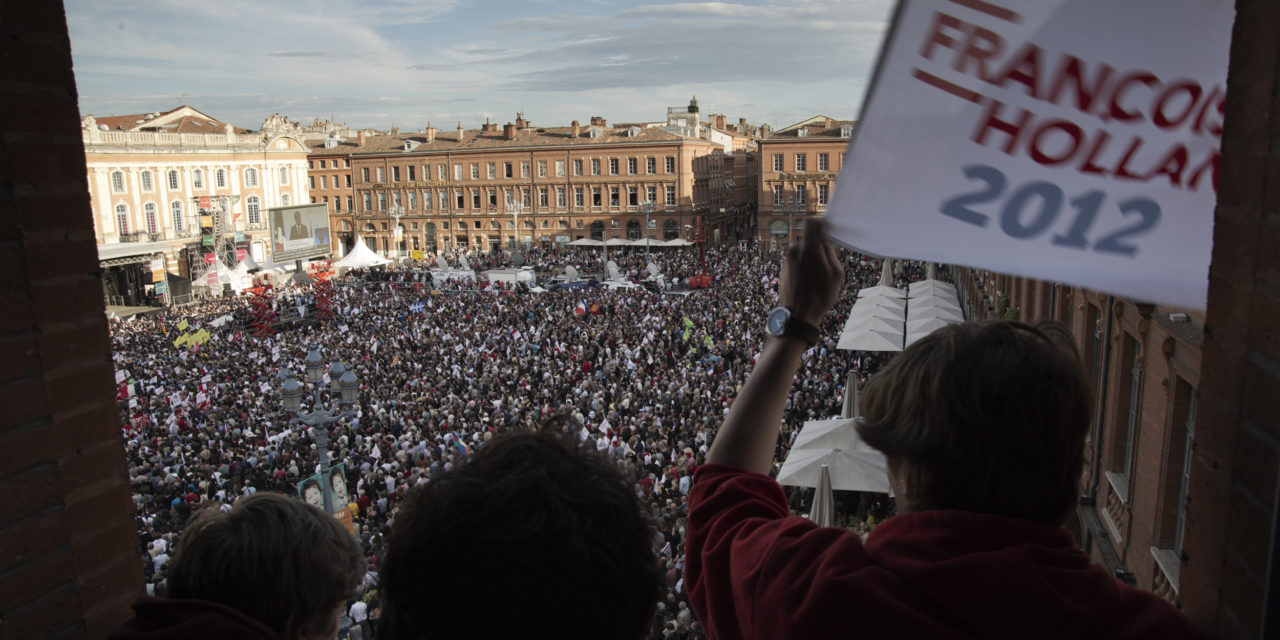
[939,164,1160,257]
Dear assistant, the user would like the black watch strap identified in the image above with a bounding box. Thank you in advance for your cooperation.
[785,314,820,346]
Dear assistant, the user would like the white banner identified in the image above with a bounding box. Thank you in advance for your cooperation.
[825,0,1232,310]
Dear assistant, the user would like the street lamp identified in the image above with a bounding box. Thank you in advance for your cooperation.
[641,198,655,261]
[389,203,405,258]
[277,346,360,515]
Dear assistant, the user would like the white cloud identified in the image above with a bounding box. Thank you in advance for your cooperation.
[66,0,891,130]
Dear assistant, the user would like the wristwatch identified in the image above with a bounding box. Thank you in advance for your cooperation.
[765,307,819,346]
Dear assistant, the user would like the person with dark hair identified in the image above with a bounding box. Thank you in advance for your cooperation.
[685,219,1200,638]
[378,421,663,640]
[110,492,364,640]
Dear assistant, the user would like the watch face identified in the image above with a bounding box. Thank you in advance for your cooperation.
[766,307,789,335]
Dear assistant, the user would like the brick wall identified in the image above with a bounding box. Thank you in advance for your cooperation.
[1180,0,1280,636]
[0,1,144,638]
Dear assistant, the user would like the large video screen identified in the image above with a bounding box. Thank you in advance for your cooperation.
[269,203,331,263]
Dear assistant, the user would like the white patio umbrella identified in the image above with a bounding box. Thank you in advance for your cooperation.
[905,315,960,335]
[842,315,903,336]
[909,295,963,313]
[847,302,906,323]
[908,279,957,296]
[791,418,879,452]
[837,329,904,352]
[777,446,893,495]
[857,284,906,299]
[567,238,603,246]
[811,465,836,527]
[908,302,964,322]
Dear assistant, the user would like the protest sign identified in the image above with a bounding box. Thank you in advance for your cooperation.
[825,0,1232,310]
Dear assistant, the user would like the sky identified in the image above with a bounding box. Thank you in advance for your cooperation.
[65,0,895,133]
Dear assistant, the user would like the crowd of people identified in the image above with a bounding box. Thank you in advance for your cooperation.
[111,243,931,639]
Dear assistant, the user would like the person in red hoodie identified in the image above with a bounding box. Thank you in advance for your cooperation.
[109,492,363,640]
[685,219,1201,639]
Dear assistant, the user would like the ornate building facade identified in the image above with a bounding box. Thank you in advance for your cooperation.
[82,106,309,304]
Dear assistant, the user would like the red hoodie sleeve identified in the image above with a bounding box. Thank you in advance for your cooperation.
[686,464,928,640]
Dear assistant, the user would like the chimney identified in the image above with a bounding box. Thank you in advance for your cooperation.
[391,126,399,136]
[425,122,436,143]
[739,117,747,130]
[503,123,516,140]
[590,116,606,127]
[456,122,464,141]
[714,114,726,130]
[761,124,771,138]
[571,120,580,137]
[515,112,528,129]
[358,130,366,147]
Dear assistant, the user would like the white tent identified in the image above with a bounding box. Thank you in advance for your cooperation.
[661,238,692,247]
[567,238,603,246]
[777,446,893,495]
[605,237,635,246]
[333,236,391,268]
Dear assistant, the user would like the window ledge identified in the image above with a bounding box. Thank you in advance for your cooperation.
[1150,547,1180,594]
[1100,503,1124,545]
[1105,471,1130,505]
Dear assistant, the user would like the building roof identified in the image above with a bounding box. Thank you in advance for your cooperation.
[766,116,856,140]
[89,105,252,134]
[308,123,705,157]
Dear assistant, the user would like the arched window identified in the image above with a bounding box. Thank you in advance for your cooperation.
[216,168,226,188]
[280,193,290,206]
[246,196,260,224]
[171,201,184,232]
[278,166,288,185]
[363,223,376,232]
[144,202,158,235]
[192,169,204,189]
[590,220,604,241]
[626,219,641,239]
[664,219,679,240]
[115,204,129,234]
[140,170,153,191]
[167,170,179,190]
[244,168,258,187]
[111,171,125,193]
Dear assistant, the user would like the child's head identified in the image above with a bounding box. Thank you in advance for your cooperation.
[858,321,1091,526]
[166,492,364,639]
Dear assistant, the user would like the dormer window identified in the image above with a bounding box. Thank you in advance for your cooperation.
[797,128,808,138]
[627,126,641,138]
[589,128,604,139]
[841,125,853,137]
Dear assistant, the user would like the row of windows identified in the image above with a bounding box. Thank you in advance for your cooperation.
[770,152,844,173]
[308,158,351,169]
[310,175,352,190]
[111,197,265,235]
[346,218,681,236]
[356,156,678,184]
[109,167,294,194]
[771,184,831,206]
[357,185,677,213]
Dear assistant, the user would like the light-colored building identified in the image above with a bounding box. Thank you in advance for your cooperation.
[82,106,310,305]
[756,116,854,248]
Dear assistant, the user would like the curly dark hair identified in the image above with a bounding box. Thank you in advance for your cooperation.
[379,418,663,640]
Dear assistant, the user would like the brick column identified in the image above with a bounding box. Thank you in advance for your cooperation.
[1179,0,1280,636]
[0,1,144,637]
